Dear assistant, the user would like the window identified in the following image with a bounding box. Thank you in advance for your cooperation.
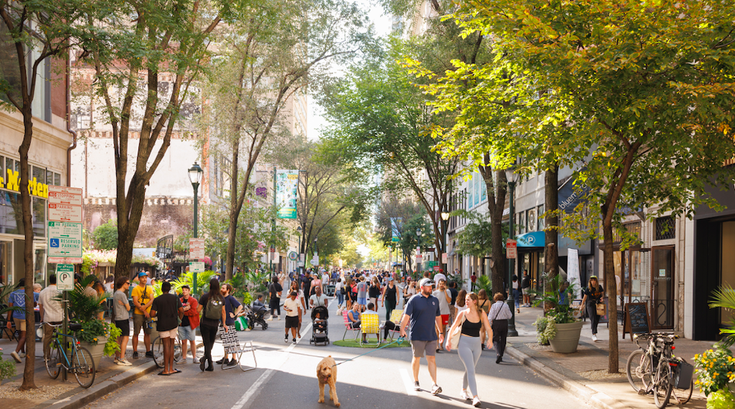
[655,216,675,240]
[537,204,545,231]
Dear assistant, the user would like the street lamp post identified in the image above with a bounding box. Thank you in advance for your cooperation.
[440,212,450,274]
[188,162,203,294]
[504,166,519,337]
[297,225,303,275]
[416,228,422,275]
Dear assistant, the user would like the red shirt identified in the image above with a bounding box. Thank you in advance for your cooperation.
[181,295,200,330]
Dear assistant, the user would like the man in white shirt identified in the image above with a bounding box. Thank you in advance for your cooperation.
[432,279,451,352]
[38,274,63,359]
[309,286,328,308]
[283,292,302,344]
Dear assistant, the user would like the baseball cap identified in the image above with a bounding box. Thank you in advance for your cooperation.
[419,278,434,287]
[138,272,148,277]
[434,273,447,283]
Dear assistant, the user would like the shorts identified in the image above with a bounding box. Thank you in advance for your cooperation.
[114,319,130,336]
[357,297,367,306]
[285,315,300,329]
[13,318,26,332]
[159,327,178,339]
[522,288,529,295]
[178,325,195,341]
[440,314,449,326]
[410,340,438,358]
[133,314,152,335]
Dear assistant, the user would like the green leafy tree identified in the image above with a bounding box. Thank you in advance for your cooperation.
[429,0,735,373]
[91,220,118,250]
[199,0,368,280]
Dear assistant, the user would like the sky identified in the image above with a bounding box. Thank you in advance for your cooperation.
[306,1,394,141]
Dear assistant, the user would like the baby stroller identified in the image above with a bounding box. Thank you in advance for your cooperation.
[246,303,269,330]
[310,305,329,345]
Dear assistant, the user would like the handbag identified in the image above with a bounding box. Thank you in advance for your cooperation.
[596,302,606,316]
[448,313,466,349]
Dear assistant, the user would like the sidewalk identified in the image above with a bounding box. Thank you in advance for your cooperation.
[506,306,713,409]
[0,332,201,408]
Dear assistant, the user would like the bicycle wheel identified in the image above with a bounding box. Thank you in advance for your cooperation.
[45,342,62,379]
[152,337,164,368]
[672,379,694,405]
[72,346,96,388]
[173,337,182,363]
[653,361,673,408]
[626,350,653,392]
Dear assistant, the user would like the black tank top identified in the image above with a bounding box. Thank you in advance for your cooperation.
[461,318,482,337]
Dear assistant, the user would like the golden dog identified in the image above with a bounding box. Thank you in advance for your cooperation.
[316,355,340,407]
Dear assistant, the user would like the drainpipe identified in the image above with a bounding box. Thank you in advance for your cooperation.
[65,54,77,186]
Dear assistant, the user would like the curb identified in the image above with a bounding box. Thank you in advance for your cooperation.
[43,342,204,409]
[505,345,620,409]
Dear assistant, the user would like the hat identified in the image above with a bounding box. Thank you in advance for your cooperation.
[388,277,394,282]
[138,272,148,278]
[419,278,434,287]
[433,273,447,283]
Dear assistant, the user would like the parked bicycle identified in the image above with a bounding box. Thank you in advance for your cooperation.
[625,332,694,408]
[45,323,96,388]
[151,333,182,369]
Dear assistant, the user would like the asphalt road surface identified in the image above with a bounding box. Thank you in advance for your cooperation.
[85,299,591,409]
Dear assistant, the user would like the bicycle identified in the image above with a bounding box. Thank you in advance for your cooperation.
[625,332,694,408]
[45,323,96,388]
[151,333,182,369]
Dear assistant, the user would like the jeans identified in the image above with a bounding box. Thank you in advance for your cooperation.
[200,324,217,366]
[513,289,521,310]
[586,303,600,334]
[336,292,344,306]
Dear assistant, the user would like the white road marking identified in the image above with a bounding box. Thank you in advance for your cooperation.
[230,322,312,409]
[400,368,418,396]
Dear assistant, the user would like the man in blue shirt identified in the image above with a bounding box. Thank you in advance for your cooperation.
[6,278,28,363]
[400,278,444,396]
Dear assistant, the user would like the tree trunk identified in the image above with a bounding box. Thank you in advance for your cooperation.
[602,218,618,373]
[225,139,240,282]
[115,182,147,280]
[481,168,507,297]
[544,165,559,306]
[18,111,37,390]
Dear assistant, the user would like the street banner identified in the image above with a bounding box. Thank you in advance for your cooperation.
[506,239,517,259]
[567,248,581,299]
[390,217,402,242]
[56,264,75,291]
[276,169,299,219]
[189,238,205,259]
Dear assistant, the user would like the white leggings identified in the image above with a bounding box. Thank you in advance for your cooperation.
[457,335,482,397]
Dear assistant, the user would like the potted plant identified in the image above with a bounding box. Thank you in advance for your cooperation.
[531,274,582,353]
[64,276,119,368]
[699,285,735,408]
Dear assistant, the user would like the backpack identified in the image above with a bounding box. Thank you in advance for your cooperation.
[205,295,223,320]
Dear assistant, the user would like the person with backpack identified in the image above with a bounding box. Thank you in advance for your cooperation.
[196,278,228,372]
[268,276,283,321]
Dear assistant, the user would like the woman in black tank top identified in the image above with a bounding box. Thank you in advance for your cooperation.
[445,292,493,407]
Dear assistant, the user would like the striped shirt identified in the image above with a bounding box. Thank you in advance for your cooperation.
[487,301,513,324]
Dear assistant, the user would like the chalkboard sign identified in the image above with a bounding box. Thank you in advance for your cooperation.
[623,302,650,340]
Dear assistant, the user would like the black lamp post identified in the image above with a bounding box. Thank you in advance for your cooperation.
[188,162,203,294]
[504,165,519,337]
[416,228,422,275]
[297,225,303,275]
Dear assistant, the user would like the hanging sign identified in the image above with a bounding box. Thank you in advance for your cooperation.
[506,239,517,259]
[276,170,299,219]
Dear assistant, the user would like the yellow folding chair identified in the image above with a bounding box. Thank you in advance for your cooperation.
[360,313,380,346]
[383,309,403,342]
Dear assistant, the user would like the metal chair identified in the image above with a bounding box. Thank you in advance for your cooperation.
[342,311,360,341]
[360,313,380,346]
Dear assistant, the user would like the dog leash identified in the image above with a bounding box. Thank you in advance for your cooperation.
[331,336,406,367]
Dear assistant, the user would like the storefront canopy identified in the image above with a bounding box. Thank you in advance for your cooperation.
[517,231,545,248]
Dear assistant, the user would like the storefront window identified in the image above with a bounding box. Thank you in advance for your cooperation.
[0,241,8,286]
[0,192,46,237]
[34,248,46,286]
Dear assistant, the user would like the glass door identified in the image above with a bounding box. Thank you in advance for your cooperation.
[651,246,675,329]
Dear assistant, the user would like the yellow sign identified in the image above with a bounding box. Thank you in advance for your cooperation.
[0,168,49,198]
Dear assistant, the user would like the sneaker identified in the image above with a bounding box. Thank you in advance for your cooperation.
[120,360,133,366]
[132,351,139,359]
[215,358,226,364]
[460,390,471,401]
[277,316,281,320]
[227,358,237,366]
[18,352,26,358]
[414,381,420,391]
[473,397,481,407]
[292,337,296,344]
[11,351,21,363]
[268,317,273,321]
[431,384,442,395]
[145,351,154,358]
[192,357,199,364]
[592,334,598,342]
[285,334,289,343]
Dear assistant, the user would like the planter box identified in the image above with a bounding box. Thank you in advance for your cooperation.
[83,335,108,369]
[549,321,583,354]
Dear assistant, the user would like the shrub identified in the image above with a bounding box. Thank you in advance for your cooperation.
[694,344,735,397]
